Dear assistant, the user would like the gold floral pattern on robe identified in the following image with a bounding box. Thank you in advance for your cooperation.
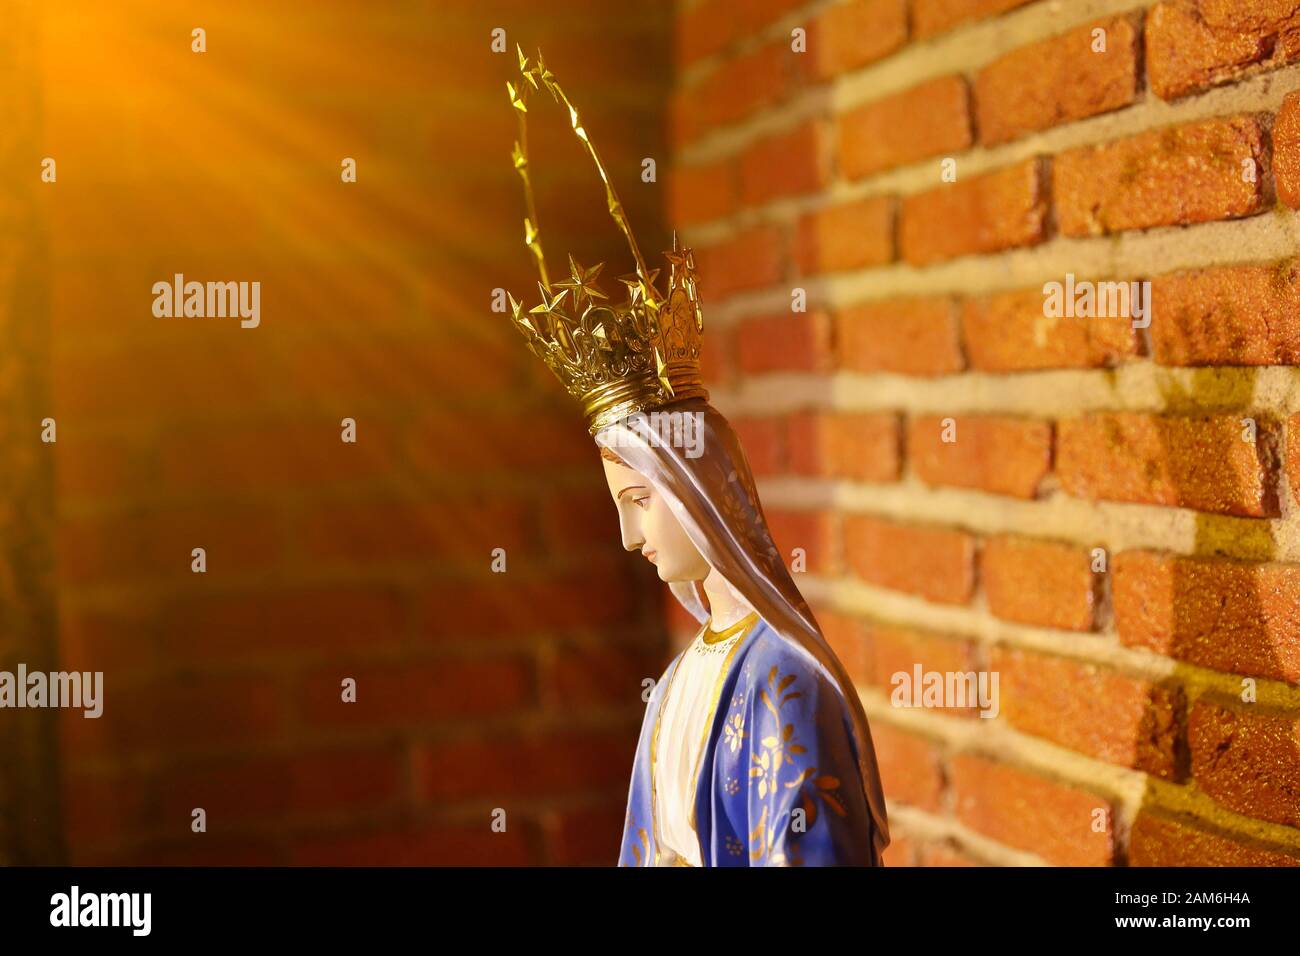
[741,666,849,865]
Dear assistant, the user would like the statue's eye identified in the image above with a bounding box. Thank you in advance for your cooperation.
[632,495,650,511]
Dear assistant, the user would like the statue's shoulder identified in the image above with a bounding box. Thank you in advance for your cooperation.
[732,619,834,697]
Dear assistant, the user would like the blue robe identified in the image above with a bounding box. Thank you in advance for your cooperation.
[618,618,879,866]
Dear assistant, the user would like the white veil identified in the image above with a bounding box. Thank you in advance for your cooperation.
[595,397,890,864]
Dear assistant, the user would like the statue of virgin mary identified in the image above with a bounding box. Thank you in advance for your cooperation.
[597,405,890,866]
[500,47,890,866]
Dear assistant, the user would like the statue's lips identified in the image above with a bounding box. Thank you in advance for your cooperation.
[642,549,658,564]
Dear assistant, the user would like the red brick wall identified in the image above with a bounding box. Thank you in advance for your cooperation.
[29,0,670,865]
[672,0,1300,865]
[18,0,1300,872]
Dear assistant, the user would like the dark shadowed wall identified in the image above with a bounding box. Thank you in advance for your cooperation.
[6,0,672,865]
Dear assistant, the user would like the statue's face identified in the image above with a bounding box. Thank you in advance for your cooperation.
[601,455,710,584]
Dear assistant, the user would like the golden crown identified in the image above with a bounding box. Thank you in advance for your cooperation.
[505,47,708,434]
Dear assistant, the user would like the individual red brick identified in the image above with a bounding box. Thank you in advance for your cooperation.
[866,622,980,716]
[669,159,737,226]
[908,415,1051,499]
[540,490,620,550]
[297,498,532,566]
[418,568,637,638]
[107,839,282,868]
[154,413,410,492]
[731,415,787,475]
[290,823,536,866]
[57,505,284,587]
[282,326,522,404]
[811,0,908,79]
[794,195,894,274]
[547,644,665,709]
[300,657,535,726]
[158,748,406,824]
[949,755,1115,866]
[1129,810,1300,866]
[1275,91,1300,207]
[912,0,1035,38]
[697,39,792,132]
[728,0,813,43]
[413,729,634,801]
[62,771,155,850]
[882,834,917,866]
[62,674,285,757]
[407,410,593,476]
[982,535,1097,631]
[990,646,1184,777]
[1189,699,1300,828]
[868,721,944,811]
[1113,550,1300,684]
[1148,260,1300,365]
[816,608,869,682]
[53,433,148,502]
[787,410,901,482]
[835,296,964,375]
[1057,413,1277,518]
[975,16,1139,146]
[545,801,628,866]
[735,311,833,373]
[59,603,160,673]
[740,121,829,205]
[843,515,975,604]
[1146,0,1300,101]
[961,286,1138,371]
[837,76,972,179]
[1054,117,1267,237]
[675,0,741,68]
[699,321,731,384]
[52,342,287,421]
[694,224,784,299]
[764,509,837,575]
[899,158,1046,265]
[155,585,409,664]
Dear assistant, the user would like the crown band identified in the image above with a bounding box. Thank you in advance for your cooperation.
[584,364,709,434]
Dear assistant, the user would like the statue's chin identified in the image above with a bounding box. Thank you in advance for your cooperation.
[655,566,706,585]
[651,561,678,583]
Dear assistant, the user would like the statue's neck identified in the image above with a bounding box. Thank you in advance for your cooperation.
[701,567,753,632]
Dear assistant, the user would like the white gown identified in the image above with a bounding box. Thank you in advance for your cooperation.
[652,613,757,866]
